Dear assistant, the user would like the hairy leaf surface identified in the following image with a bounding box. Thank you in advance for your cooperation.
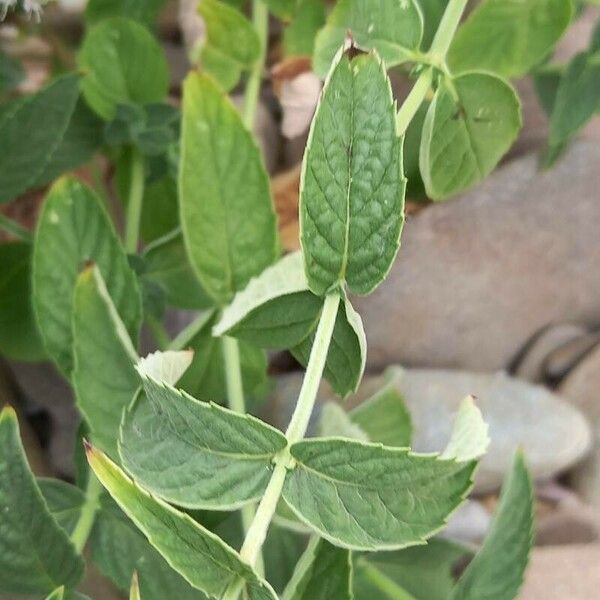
[79,17,169,120]
[313,0,423,77]
[300,51,404,295]
[0,408,84,594]
[33,178,141,375]
[282,438,475,550]
[448,0,572,78]
[419,72,521,199]
[120,375,287,509]
[87,447,277,599]
[180,72,278,305]
[451,452,534,600]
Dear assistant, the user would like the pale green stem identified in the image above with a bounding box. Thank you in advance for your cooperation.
[281,535,320,600]
[221,335,265,576]
[224,293,341,599]
[357,561,417,600]
[285,293,341,443]
[0,213,32,242]
[396,67,433,136]
[243,0,269,129]
[124,148,145,254]
[169,309,215,351]
[428,0,469,58]
[70,473,102,553]
[396,0,469,134]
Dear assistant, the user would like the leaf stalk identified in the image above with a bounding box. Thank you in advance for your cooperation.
[70,472,102,553]
[124,147,145,254]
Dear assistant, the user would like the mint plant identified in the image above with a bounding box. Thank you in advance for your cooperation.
[3,0,586,597]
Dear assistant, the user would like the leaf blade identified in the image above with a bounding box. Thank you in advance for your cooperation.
[0,407,84,594]
[300,50,404,295]
[179,72,278,305]
[87,445,278,599]
[282,437,475,551]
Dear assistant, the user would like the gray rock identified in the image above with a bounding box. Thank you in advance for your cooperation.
[353,141,600,373]
[545,331,600,382]
[269,368,592,493]
[559,343,600,508]
[439,500,491,544]
[521,545,600,600]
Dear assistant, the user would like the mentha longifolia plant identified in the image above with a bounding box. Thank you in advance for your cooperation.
[7,0,594,597]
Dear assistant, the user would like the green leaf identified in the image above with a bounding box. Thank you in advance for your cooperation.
[38,478,86,536]
[262,524,306,594]
[419,72,521,200]
[45,587,66,600]
[104,102,179,156]
[355,538,471,600]
[91,495,208,600]
[33,177,142,375]
[264,0,296,19]
[300,51,404,296]
[198,0,260,91]
[214,252,323,348]
[318,402,369,441]
[0,51,24,93]
[291,295,366,398]
[86,0,167,25]
[33,97,104,189]
[403,101,428,199]
[130,572,141,600]
[0,242,46,361]
[87,446,278,599]
[282,437,475,550]
[532,66,563,116]
[79,17,169,120]
[451,452,534,600]
[119,373,287,509]
[448,0,573,78]
[282,537,353,600]
[0,407,84,594]
[142,229,214,310]
[313,0,423,77]
[178,310,268,404]
[441,396,490,462]
[418,0,449,51]
[548,49,600,153]
[179,72,278,305]
[283,0,326,57]
[72,266,139,458]
[139,175,179,243]
[350,375,412,447]
[0,74,80,203]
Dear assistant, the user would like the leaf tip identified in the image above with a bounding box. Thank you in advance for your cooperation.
[0,404,17,423]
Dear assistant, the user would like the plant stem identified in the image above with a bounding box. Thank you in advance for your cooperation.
[124,147,145,254]
[356,560,417,600]
[396,67,433,136]
[396,0,469,135]
[221,335,265,575]
[0,213,32,242]
[429,0,469,57]
[225,292,341,598]
[70,473,102,553]
[243,0,268,130]
[285,293,341,443]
